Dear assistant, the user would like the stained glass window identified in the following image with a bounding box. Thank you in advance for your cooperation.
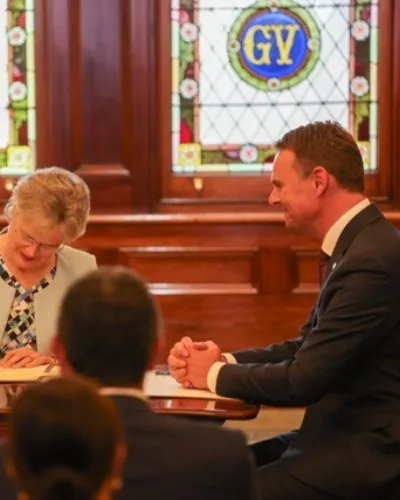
[171,0,379,174]
[0,0,35,175]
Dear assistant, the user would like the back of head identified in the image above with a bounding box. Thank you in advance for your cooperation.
[29,469,93,500]
[275,120,365,194]
[58,266,160,386]
[7,377,123,500]
[4,166,91,242]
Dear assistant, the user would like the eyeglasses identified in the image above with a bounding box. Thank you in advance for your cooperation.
[19,233,63,253]
[15,226,64,254]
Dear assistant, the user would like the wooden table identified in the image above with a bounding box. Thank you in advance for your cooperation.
[0,382,259,435]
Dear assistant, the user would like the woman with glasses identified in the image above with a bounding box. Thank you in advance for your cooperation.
[5,377,126,500]
[0,167,97,368]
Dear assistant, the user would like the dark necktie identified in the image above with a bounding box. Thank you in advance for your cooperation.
[319,250,330,284]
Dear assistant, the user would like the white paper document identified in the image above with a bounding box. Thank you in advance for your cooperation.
[143,370,239,401]
[0,367,238,401]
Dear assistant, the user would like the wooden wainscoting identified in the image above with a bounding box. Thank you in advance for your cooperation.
[69,211,400,362]
[2,211,399,362]
[119,246,260,295]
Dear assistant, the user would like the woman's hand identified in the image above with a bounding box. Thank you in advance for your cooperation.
[0,347,55,368]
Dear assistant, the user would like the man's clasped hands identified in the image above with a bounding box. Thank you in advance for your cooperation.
[168,336,224,389]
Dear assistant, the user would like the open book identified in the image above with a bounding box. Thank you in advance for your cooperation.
[0,364,61,382]
[0,367,238,401]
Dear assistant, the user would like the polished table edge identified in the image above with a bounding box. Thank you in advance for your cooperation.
[0,383,260,422]
[149,397,259,420]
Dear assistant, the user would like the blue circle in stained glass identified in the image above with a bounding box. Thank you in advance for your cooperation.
[239,10,309,80]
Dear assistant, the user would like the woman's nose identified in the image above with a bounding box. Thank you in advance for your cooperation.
[23,243,40,257]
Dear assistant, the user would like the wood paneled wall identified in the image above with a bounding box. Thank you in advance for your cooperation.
[7,1,400,361]
[77,212,400,361]
[34,0,156,213]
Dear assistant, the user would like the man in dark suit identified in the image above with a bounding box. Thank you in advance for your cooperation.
[168,121,400,499]
[0,267,257,500]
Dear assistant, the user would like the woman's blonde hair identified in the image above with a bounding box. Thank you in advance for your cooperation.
[4,167,91,242]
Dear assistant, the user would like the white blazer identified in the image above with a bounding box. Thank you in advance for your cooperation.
[0,246,97,355]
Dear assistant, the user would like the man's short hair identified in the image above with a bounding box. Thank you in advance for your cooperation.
[58,266,159,386]
[275,121,365,194]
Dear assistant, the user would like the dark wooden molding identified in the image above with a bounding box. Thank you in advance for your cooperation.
[75,164,131,176]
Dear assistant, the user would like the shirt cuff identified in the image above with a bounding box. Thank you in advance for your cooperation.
[221,352,237,364]
[207,361,226,393]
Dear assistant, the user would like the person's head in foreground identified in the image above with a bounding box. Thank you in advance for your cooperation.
[270,120,366,240]
[2,166,90,274]
[53,266,161,387]
[6,377,126,500]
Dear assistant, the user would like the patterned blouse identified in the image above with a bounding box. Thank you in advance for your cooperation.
[0,256,56,359]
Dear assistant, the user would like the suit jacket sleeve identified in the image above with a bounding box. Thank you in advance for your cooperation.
[231,303,316,364]
[217,258,392,405]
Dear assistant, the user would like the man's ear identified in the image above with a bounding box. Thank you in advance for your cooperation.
[51,335,62,360]
[51,335,70,374]
[110,442,127,492]
[312,166,329,195]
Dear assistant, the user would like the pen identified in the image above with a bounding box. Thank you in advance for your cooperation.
[155,369,170,376]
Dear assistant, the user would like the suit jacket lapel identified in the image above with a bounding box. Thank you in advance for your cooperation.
[314,203,383,319]
[34,252,71,353]
[0,227,14,343]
